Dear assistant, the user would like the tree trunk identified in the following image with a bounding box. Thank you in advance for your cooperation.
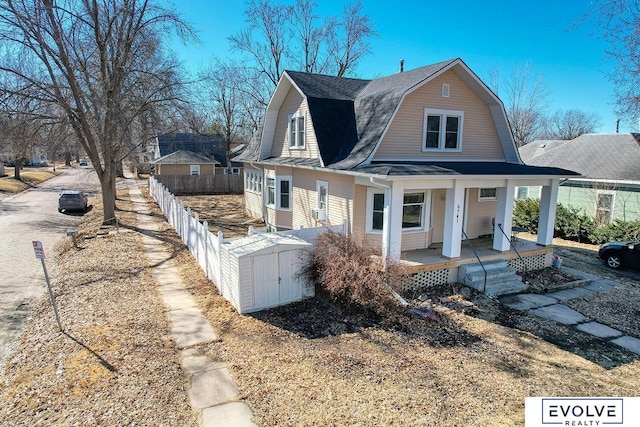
[116,159,124,178]
[64,151,71,166]
[13,159,21,180]
[100,169,117,224]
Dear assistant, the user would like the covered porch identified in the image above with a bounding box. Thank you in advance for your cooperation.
[398,236,555,294]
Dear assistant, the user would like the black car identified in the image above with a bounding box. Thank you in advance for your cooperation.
[58,190,88,213]
[598,241,640,270]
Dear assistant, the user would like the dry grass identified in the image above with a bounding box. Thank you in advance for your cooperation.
[141,195,640,426]
[0,186,197,426]
[2,189,638,426]
[0,168,58,193]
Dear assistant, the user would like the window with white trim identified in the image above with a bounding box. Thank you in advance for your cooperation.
[265,177,275,206]
[224,167,240,175]
[595,191,615,225]
[366,190,428,232]
[288,112,306,149]
[244,170,263,194]
[423,108,463,151]
[478,188,497,201]
[402,192,425,229]
[278,177,291,209]
[190,165,200,176]
[316,181,328,212]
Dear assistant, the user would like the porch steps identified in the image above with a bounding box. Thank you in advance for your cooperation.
[458,259,527,297]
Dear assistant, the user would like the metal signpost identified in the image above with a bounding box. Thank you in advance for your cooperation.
[32,241,63,331]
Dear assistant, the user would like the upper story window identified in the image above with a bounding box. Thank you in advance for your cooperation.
[288,112,305,149]
[423,108,464,152]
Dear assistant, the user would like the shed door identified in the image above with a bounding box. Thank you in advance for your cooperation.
[279,251,302,304]
[253,254,279,309]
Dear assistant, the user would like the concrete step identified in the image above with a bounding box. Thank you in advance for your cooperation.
[484,281,528,298]
[458,259,527,297]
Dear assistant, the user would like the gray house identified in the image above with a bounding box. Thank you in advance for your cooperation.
[518,133,640,224]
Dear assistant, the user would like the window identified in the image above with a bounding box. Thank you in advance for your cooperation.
[423,109,463,151]
[316,181,328,211]
[367,190,429,232]
[224,167,240,175]
[266,177,275,206]
[244,170,263,194]
[372,193,385,231]
[288,112,305,149]
[402,192,425,229]
[478,188,497,201]
[516,186,529,199]
[278,178,290,209]
[595,191,615,225]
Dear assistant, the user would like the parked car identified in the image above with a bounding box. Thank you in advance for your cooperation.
[598,241,640,270]
[58,190,88,213]
[79,159,88,166]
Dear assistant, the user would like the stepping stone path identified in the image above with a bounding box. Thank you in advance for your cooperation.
[129,181,258,427]
[499,266,640,356]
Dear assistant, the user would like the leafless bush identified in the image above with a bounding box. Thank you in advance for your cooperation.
[303,230,410,316]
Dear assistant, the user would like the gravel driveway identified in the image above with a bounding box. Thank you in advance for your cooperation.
[0,166,100,365]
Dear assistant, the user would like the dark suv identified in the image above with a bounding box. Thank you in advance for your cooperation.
[58,191,88,213]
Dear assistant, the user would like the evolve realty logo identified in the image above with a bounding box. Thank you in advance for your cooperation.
[526,398,627,426]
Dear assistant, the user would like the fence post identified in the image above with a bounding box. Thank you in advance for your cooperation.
[194,212,200,260]
[203,221,209,279]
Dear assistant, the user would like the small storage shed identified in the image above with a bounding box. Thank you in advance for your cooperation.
[220,233,313,314]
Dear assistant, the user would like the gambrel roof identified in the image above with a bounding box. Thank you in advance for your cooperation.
[242,58,578,179]
[521,133,640,181]
[253,58,520,170]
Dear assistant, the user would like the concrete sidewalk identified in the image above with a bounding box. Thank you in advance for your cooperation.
[127,180,257,427]
[500,267,640,355]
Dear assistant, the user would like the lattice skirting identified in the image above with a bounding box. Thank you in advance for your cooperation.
[405,269,451,294]
[508,254,547,272]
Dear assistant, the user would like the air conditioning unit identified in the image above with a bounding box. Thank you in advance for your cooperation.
[311,208,327,221]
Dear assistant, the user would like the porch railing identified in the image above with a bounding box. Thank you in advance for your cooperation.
[461,229,487,293]
[497,223,528,282]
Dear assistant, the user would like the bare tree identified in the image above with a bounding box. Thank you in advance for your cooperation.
[490,64,549,147]
[199,59,255,172]
[0,0,193,223]
[583,1,640,123]
[229,0,375,105]
[541,109,601,140]
[326,1,376,77]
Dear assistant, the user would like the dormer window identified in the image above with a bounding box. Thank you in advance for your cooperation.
[288,112,305,149]
[423,108,463,151]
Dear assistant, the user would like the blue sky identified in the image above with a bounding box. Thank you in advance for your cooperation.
[170,0,633,134]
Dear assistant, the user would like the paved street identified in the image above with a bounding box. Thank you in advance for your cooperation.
[0,166,100,366]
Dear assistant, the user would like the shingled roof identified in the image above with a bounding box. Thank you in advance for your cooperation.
[151,150,219,165]
[157,133,243,167]
[521,133,640,181]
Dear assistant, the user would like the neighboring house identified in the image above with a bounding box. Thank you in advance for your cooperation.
[151,150,219,176]
[235,58,578,290]
[518,133,640,224]
[153,132,244,175]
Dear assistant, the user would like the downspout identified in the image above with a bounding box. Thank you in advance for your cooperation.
[369,177,408,308]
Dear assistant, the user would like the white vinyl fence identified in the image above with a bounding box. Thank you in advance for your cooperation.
[148,176,346,294]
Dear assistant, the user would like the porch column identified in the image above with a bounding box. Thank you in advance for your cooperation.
[442,180,465,258]
[538,179,559,245]
[493,180,515,251]
[382,181,404,261]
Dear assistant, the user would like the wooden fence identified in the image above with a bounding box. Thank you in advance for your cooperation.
[153,174,243,195]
